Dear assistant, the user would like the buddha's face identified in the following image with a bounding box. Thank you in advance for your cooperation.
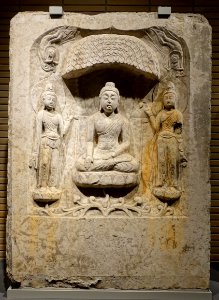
[43,93,56,110]
[100,91,119,114]
[163,92,175,110]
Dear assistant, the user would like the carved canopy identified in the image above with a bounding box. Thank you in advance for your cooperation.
[62,34,160,79]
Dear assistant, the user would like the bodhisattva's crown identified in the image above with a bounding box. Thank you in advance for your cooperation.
[42,83,57,99]
[163,82,177,96]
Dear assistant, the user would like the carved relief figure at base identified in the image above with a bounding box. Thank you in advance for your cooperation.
[74,82,139,188]
[30,83,72,202]
[143,82,187,202]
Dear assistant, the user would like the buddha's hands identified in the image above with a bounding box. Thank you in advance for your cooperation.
[85,156,93,170]
[100,152,117,160]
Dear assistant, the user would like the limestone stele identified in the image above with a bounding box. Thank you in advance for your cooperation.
[7,12,211,290]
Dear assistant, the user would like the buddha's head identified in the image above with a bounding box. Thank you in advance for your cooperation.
[42,83,57,111]
[162,82,176,110]
[99,82,120,114]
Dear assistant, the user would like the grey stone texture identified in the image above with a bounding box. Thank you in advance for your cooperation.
[7,12,211,290]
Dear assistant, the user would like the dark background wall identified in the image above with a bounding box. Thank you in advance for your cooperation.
[0,0,218,268]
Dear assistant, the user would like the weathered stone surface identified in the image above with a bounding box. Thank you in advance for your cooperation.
[7,12,211,290]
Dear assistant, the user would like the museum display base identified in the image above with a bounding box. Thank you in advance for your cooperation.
[7,287,212,300]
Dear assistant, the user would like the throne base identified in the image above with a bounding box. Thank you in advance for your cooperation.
[73,170,139,188]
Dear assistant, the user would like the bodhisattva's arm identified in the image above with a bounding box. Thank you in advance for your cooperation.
[30,111,43,169]
[144,106,161,133]
[63,112,76,136]
[58,114,64,138]
[175,110,187,167]
[113,119,130,157]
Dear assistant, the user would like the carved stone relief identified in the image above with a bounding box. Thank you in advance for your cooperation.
[29,83,74,203]
[29,28,188,215]
[38,26,78,72]
[74,82,139,188]
[8,12,211,290]
[141,81,187,202]
[63,34,160,79]
[145,27,184,77]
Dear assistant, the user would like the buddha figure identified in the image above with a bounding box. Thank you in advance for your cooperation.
[75,82,139,187]
[143,82,187,201]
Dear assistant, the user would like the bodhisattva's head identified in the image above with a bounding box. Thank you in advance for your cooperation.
[99,82,120,114]
[42,84,57,111]
[163,91,176,110]
[162,83,177,110]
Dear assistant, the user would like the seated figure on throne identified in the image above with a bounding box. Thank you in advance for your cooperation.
[75,82,139,188]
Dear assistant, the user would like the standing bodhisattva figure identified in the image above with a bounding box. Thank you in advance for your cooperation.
[31,83,72,189]
[143,82,187,201]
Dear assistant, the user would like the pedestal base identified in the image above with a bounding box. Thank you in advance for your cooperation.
[73,170,139,188]
[32,187,61,202]
[7,287,212,300]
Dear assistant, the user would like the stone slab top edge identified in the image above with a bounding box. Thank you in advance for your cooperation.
[10,11,210,31]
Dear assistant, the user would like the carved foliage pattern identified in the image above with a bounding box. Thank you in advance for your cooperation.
[33,195,174,218]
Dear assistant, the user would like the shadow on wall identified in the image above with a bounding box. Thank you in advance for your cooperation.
[64,65,158,99]
[0,260,10,294]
